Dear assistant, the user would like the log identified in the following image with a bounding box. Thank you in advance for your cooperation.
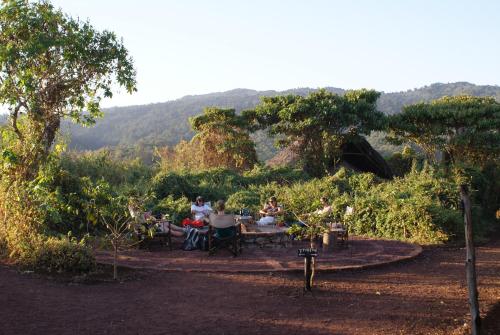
[460,185,481,335]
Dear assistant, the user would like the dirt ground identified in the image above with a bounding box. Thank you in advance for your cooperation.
[95,237,422,273]
[1,237,499,335]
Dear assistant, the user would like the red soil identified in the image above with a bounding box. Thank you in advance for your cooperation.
[95,237,422,273]
[1,237,499,335]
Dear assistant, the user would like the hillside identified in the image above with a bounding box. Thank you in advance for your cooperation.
[5,82,500,161]
[63,87,346,161]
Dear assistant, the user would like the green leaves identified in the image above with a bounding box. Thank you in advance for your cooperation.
[0,0,136,181]
[250,89,384,176]
[387,95,500,166]
[0,1,137,262]
[187,107,258,171]
[1,148,17,165]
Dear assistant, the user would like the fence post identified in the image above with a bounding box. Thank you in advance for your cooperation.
[460,185,481,335]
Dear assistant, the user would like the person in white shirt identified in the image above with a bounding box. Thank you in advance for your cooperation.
[191,196,212,224]
[315,197,332,215]
[257,196,283,225]
[289,197,332,228]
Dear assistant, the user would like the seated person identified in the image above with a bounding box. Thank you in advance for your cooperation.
[287,197,332,228]
[211,200,237,238]
[257,196,283,225]
[128,200,186,237]
[191,196,212,224]
[315,196,332,215]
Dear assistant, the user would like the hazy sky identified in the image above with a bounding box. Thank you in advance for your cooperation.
[23,1,500,106]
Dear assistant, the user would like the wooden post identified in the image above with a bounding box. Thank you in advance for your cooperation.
[304,256,312,291]
[460,185,481,334]
[298,248,317,292]
[113,243,118,280]
[168,221,172,251]
[322,231,334,252]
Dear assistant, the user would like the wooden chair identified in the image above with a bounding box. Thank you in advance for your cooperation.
[207,213,242,256]
[129,206,172,250]
[330,222,348,248]
[329,206,353,248]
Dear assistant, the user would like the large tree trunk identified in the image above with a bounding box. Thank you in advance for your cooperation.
[460,185,481,335]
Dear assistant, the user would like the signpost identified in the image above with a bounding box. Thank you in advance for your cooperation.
[298,248,318,291]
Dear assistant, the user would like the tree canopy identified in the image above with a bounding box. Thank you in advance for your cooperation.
[244,89,385,176]
[188,107,257,171]
[0,0,136,261]
[0,0,136,179]
[387,95,500,166]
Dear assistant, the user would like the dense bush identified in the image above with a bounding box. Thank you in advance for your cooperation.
[42,171,128,236]
[344,168,463,243]
[226,190,261,213]
[385,146,422,177]
[35,152,498,246]
[30,236,96,274]
[152,195,191,224]
[60,151,152,186]
[151,166,310,205]
[147,164,490,244]
[152,171,196,200]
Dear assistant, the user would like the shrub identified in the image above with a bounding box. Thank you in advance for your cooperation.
[152,195,191,223]
[30,236,96,274]
[188,168,243,201]
[244,165,309,185]
[226,190,261,213]
[151,172,195,200]
[345,168,462,244]
[385,146,422,177]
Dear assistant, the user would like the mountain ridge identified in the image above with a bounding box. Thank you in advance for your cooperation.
[3,82,500,161]
[64,82,500,158]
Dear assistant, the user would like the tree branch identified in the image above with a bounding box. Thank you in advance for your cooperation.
[10,101,27,141]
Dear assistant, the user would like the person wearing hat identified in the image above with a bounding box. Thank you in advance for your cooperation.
[191,196,212,224]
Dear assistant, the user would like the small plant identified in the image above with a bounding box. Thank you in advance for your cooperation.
[102,215,140,280]
[288,213,331,248]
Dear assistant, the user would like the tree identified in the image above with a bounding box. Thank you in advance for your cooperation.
[155,140,200,172]
[0,0,136,260]
[388,95,500,335]
[387,95,500,167]
[102,214,137,281]
[244,89,385,177]
[188,107,257,171]
[0,0,136,181]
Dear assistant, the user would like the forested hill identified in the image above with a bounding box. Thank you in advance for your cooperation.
[52,82,500,160]
[63,87,344,152]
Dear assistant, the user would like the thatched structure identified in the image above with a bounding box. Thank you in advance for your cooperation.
[266,137,393,179]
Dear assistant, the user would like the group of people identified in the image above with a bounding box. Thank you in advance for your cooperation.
[129,194,335,239]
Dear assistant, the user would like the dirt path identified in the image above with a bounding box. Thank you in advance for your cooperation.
[1,239,499,335]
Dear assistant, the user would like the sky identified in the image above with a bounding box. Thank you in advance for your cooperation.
[12,1,500,107]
